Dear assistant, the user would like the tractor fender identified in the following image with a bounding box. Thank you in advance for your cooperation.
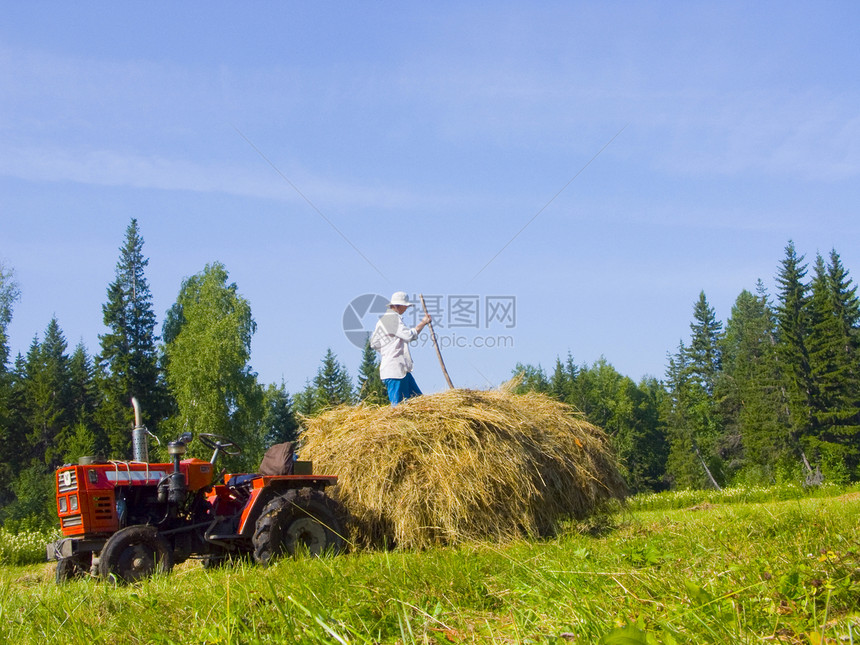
[236,478,333,537]
[237,487,272,537]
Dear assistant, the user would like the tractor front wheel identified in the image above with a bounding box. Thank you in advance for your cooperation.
[98,525,174,583]
[252,488,346,565]
[56,554,91,583]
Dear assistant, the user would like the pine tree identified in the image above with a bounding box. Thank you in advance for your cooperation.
[97,219,167,458]
[686,291,723,394]
[511,363,550,393]
[719,286,789,482]
[312,349,354,411]
[827,249,860,346]
[629,376,669,493]
[774,241,816,476]
[549,352,577,403]
[293,380,317,417]
[664,341,704,488]
[22,318,72,469]
[0,263,21,482]
[827,250,860,478]
[0,262,19,373]
[686,292,724,488]
[68,344,99,424]
[357,336,387,404]
[809,255,843,421]
[66,343,105,461]
[664,292,725,490]
[806,251,860,478]
[4,353,28,470]
[262,382,300,446]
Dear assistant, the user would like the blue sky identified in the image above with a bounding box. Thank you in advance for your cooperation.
[2,2,859,396]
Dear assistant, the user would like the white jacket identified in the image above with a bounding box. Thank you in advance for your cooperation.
[370,309,418,380]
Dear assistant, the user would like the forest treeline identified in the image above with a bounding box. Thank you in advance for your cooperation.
[0,221,857,528]
[510,242,860,493]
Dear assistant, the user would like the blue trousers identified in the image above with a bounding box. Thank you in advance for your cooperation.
[384,373,422,406]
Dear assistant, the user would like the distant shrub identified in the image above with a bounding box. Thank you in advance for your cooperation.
[0,525,59,566]
[627,481,845,512]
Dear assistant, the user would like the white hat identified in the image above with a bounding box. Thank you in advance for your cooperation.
[388,291,413,307]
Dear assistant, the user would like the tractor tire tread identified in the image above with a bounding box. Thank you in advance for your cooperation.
[252,487,347,565]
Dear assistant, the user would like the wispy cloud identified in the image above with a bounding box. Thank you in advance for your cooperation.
[648,90,860,182]
[2,24,859,209]
[0,142,444,212]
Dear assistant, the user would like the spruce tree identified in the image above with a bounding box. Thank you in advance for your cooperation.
[664,292,725,490]
[0,262,19,373]
[720,287,789,482]
[827,249,860,345]
[97,219,166,457]
[827,250,860,478]
[663,341,705,488]
[628,376,669,493]
[809,255,843,422]
[262,382,300,446]
[549,352,577,403]
[511,363,550,393]
[4,353,28,470]
[357,336,387,404]
[827,251,860,426]
[66,343,105,460]
[293,380,317,417]
[0,263,21,485]
[686,291,723,394]
[686,292,724,487]
[807,252,860,478]
[774,241,816,476]
[68,343,99,424]
[312,348,354,411]
[22,318,72,469]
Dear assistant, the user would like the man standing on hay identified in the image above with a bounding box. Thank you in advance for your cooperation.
[370,291,432,405]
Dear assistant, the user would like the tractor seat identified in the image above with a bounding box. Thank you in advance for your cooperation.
[226,473,260,488]
[225,442,296,489]
[259,441,295,476]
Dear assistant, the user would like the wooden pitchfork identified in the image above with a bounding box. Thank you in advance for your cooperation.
[419,293,454,389]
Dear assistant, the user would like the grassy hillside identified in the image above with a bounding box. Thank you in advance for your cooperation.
[1,488,858,644]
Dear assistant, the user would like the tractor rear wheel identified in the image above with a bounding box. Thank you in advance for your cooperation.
[98,525,174,583]
[252,488,347,565]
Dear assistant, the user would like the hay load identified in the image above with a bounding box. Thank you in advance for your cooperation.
[300,388,627,550]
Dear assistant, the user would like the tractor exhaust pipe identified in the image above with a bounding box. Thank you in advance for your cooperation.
[131,396,149,463]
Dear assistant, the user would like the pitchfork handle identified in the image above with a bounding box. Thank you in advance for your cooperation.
[419,294,454,390]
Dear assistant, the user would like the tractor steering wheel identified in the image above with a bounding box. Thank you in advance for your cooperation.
[197,433,242,463]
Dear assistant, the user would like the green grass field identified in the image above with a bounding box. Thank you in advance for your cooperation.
[1,487,858,644]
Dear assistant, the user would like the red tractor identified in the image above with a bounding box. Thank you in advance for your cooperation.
[46,401,347,583]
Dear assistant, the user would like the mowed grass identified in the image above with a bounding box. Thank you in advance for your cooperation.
[1,490,858,644]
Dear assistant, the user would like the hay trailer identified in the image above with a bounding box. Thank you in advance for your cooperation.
[46,400,347,583]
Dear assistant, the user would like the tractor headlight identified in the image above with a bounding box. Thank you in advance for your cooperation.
[59,497,67,513]
[168,440,188,456]
[69,494,78,512]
